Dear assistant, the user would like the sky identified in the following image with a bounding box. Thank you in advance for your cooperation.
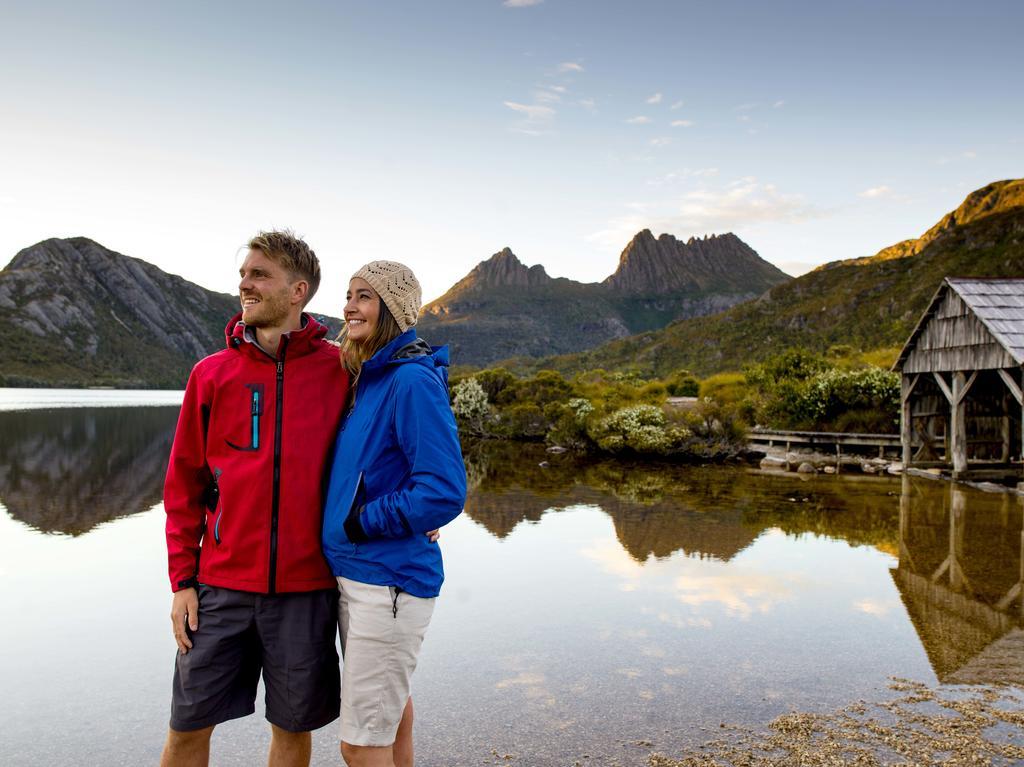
[1,0,1022,315]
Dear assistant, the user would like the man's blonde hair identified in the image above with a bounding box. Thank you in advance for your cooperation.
[247,229,321,307]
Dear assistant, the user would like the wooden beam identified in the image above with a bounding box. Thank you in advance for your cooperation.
[956,370,978,405]
[999,368,1023,405]
[951,371,968,476]
[934,371,953,404]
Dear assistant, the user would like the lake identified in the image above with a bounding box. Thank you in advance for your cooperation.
[1,390,1022,766]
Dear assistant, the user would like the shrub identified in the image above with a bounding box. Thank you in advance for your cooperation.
[665,369,700,397]
[493,402,549,440]
[451,377,493,436]
[546,397,594,450]
[587,405,689,455]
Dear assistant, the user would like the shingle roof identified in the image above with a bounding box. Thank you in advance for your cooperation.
[894,278,1024,370]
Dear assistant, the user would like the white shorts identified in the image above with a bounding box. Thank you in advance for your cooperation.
[337,577,436,747]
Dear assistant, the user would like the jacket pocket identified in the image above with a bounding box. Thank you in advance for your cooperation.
[226,383,265,451]
[205,467,224,545]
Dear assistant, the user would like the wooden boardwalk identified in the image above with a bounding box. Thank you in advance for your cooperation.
[747,428,902,457]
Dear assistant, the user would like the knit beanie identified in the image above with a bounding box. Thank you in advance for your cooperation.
[351,260,422,332]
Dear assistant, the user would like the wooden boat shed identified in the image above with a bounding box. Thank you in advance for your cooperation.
[894,278,1024,481]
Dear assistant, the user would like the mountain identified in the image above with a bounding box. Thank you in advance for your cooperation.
[522,179,1024,378]
[418,232,788,367]
[0,237,341,388]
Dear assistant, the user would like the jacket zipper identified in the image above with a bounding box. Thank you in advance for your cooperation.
[268,339,287,593]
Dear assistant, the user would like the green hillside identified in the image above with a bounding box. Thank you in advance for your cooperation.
[515,179,1024,378]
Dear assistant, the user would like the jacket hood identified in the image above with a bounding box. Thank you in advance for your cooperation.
[224,312,331,359]
[362,328,450,383]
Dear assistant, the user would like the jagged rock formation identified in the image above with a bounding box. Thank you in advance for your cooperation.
[418,231,787,367]
[0,237,341,387]
[526,178,1024,377]
[605,231,786,294]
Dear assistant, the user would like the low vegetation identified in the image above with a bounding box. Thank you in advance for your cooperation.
[450,349,899,459]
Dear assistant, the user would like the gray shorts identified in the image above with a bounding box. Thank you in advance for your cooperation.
[169,584,340,733]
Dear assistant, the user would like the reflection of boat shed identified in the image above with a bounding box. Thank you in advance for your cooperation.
[893,278,1024,480]
[892,480,1024,685]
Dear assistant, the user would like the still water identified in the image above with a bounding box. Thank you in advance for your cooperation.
[1,393,1022,766]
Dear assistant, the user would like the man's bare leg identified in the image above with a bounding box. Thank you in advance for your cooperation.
[392,698,414,767]
[268,725,312,767]
[160,725,214,767]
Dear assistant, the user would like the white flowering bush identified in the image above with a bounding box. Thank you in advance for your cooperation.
[451,377,493,435]
[798,367,899,431]
[588,404,689,455]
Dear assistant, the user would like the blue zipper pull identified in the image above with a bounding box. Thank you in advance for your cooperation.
[252,390,260,449]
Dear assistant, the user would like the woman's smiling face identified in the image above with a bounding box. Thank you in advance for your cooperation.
[344,277,380,344]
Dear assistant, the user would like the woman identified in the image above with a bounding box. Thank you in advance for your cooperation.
[322,261,466,767]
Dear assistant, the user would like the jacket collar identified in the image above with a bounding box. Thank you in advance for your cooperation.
[362,328,420,373]
[224,312,330,360]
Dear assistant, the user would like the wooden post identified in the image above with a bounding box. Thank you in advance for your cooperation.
[951,371,968,477]
[901,374,916,467]
[1002,390,1012,463]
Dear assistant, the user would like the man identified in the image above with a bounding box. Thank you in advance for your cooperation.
[161,230,349,767]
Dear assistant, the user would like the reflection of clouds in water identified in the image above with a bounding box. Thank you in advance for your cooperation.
[657,611,713,630]
[582,535,805,620]
[853,597,898,617]
[580,540,645,579]
[672,568,800,618]
[616,668,643,678]
[494,671,556,706]
[640,645,667,658]
[662,666,689,676]
[495,671,545,689]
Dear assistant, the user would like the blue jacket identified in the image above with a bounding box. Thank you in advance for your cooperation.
[322,329,466,598]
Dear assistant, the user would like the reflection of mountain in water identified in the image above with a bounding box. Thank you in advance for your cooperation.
[0,407,178,534]
[891,477,1024,685]
[463,442,901,562]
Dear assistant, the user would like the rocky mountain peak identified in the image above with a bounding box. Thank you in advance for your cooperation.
[470,247,551,288]
[604,230,788,294]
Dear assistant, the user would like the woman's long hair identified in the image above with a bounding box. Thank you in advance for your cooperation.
[338,297,404,382]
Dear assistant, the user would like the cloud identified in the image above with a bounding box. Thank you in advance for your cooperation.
[577,97,596,111]
[558,61,584,73]
[773,100,786,108]
[670,100,684,110]
[859,185,892,199]
[503,101,556,134]
[504,101,555,120]
[937,149,979,165]
[670,119,694,128]
[626,115,651,125]
[646,92,663,104]
[649,137,671,147]
[503,0,543,6]
[647,168,719,186]
[533,89,562,104]
[588,177,822,248]
[734,102,757,112]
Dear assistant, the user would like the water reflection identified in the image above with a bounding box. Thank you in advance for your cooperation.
[464,441,901,561]
[0,407,178,534]
[892,476,1024,685]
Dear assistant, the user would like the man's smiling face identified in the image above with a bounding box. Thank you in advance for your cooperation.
[237,248,297,329]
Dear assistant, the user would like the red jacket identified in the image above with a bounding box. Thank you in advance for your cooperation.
[165,313,349,594]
